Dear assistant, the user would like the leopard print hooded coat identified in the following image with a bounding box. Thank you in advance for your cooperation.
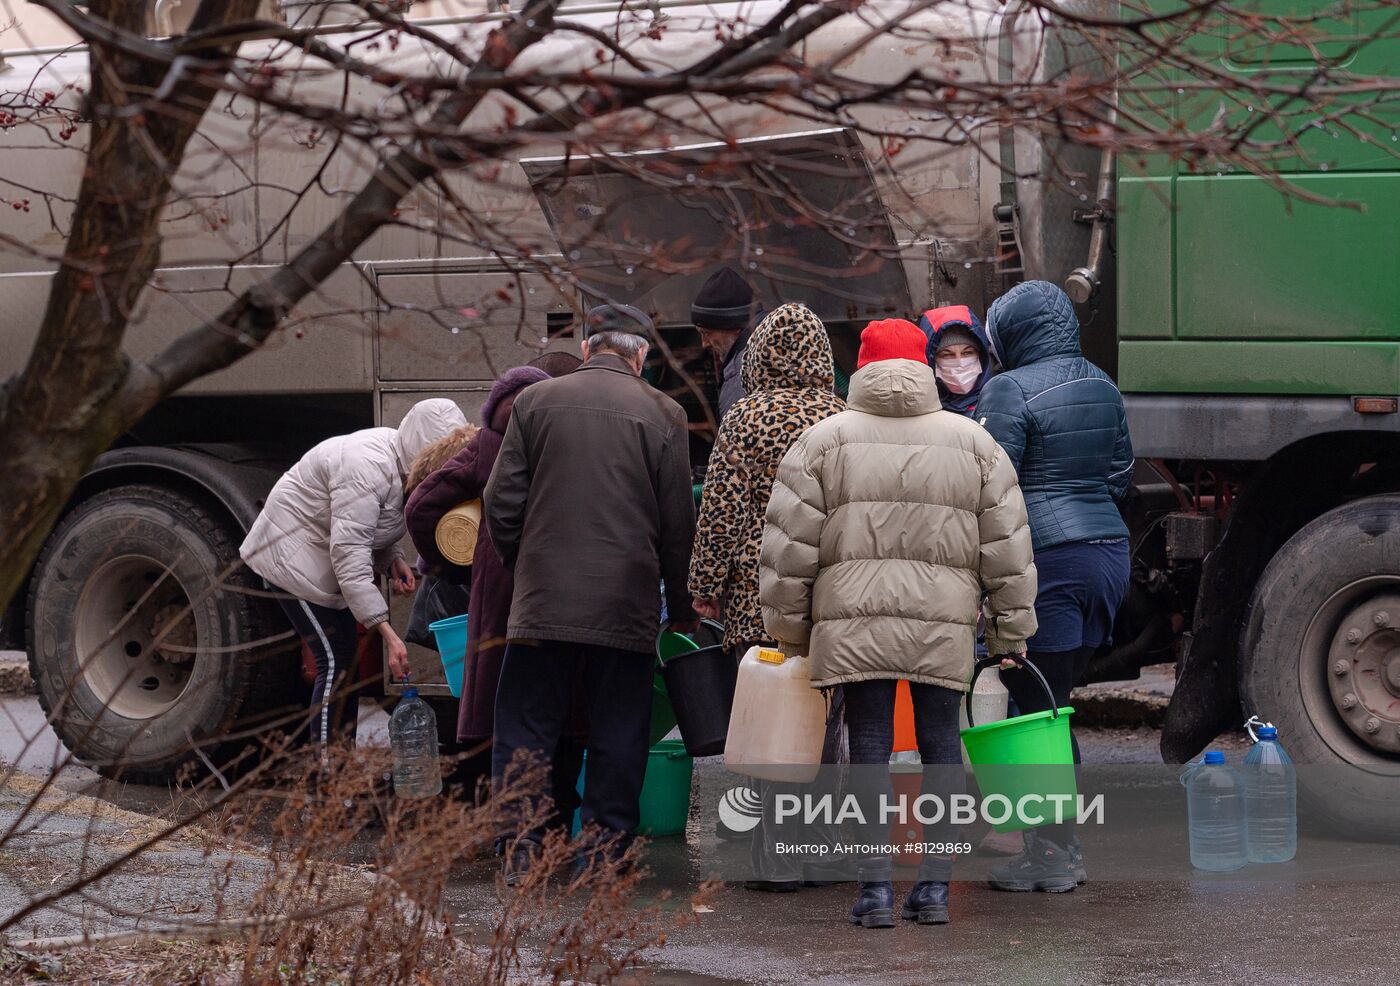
[689,303,846,651]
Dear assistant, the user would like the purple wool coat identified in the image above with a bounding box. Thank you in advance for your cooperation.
[406,367,547,743]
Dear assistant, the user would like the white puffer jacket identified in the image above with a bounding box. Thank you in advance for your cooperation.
[241,399,466,626]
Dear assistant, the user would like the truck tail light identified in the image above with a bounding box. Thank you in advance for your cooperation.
[1353,397,1398,414]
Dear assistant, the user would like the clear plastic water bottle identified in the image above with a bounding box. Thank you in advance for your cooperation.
[390,687,442,799]
[1244,720,1296,863]
[1183,751,1248,871]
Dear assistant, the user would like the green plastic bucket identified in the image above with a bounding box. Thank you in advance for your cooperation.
[649,673,676,747]
[960,657,1077,833]
[657,628,701,663]
[570,739,694,837]
[638,739,695,836]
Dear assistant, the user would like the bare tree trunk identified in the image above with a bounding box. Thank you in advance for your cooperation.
[0,0,262,611]
[0,0,561,614]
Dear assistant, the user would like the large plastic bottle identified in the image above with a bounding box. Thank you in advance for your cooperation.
[958,670,1009,765]
[724,646,827,783]
[1183,750,1248,871]
[958,670,1010,731]
[1244,723,1296,863]
[389,687,442,799]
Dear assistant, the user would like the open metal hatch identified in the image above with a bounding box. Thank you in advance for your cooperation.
[520,128,912,329]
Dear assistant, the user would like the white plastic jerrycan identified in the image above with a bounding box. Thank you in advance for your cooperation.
[724,646,828,783]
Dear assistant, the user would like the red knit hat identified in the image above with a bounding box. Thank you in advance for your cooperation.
[856,318,929,369]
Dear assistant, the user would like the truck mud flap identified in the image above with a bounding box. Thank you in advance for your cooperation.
[1161,630,1237,763]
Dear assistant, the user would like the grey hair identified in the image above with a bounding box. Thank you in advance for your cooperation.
[586,331,648,360]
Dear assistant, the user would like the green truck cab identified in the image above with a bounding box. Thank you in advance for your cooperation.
[1109,0,1400,833]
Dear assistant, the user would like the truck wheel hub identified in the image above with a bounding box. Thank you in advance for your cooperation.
[74,556,197,720]
[148,602,197,664]
[1328,591,1400,754]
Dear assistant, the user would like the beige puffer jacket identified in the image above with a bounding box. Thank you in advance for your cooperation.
[241,399,466,626]
[759,359,1037,691]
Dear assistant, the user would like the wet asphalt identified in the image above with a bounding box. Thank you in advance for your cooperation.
[3,694,1394,985]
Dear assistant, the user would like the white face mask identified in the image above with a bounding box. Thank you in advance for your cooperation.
[936,355,981,395]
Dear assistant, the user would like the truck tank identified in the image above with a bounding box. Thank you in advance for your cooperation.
[0,0,1113,781]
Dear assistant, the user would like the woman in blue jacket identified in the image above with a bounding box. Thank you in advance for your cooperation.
[917,304,993,418]
[977,280,1134,893]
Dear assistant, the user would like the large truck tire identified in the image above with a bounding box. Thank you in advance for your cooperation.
[1240,495,1400,840]
[26,484,304,784]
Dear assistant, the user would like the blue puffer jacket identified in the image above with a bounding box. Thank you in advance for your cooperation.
[978,281,1133,551]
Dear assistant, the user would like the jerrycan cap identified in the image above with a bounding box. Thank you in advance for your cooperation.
[1202,750,1226,765]
[1257,725,1277,740]
[402,687,419,700]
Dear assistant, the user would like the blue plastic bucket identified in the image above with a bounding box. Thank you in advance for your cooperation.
[428,614,468,698]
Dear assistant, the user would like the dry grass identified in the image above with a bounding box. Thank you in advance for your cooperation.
[0,746,713,985]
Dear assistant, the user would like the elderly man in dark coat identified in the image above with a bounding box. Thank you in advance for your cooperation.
[486,303,697,880]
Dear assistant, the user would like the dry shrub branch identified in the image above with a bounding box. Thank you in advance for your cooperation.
[0,744,712,985]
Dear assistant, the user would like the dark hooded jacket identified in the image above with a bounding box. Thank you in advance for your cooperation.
[979,280,1133,552]
[918,305,992,417]
[716,324,755,423]
[405,366,548,742]
[689,304,846,651]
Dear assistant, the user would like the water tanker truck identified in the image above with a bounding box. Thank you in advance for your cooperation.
[1,1,1396,834]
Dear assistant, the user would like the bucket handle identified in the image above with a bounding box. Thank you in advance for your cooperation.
[965,655,1059,728]
[654,618,725,665]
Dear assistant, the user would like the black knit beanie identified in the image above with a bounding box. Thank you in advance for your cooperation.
[691,267,756,331]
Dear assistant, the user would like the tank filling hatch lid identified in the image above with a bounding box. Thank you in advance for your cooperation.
[520,127,912,329]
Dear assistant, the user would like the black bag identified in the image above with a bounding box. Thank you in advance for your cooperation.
[405,574,471,649]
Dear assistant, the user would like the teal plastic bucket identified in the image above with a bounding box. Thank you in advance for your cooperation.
[428,614,468,698]
[571,739,694,837]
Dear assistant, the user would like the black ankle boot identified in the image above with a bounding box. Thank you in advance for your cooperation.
[503,842,538,889]
[901,880,950,924]
[847,881,896,928]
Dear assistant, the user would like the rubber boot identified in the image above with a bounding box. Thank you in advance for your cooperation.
[847,882,896,928]
[900,881,950,925]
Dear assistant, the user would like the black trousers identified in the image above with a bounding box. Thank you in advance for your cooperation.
[454,741,584,837]
[275,588,361,758]
[844,679,965,882]
[1000,646,1094,845]
[492,639,653,844]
